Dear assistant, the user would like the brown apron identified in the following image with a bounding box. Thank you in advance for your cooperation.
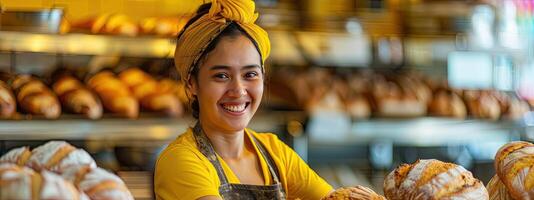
[193,123,287,200]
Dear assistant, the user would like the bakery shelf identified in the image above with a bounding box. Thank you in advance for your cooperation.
[308,117,525,147]
[0,112,293,141]
[0,31,176,58]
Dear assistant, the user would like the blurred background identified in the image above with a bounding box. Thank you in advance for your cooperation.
[0,0,533,199]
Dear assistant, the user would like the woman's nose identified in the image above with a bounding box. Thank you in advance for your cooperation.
[227,79,247,97]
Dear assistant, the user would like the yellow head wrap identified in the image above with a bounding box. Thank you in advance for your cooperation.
[174,0,271,85]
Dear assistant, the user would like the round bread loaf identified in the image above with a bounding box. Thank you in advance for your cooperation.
[384,159,488,200]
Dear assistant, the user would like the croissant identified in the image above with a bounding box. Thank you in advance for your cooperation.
[323,186,386,200]
[12,76,61,119]
[493,141,534,199]
[26,141,96,174]
[0,80,16,118]
[53,76,103,119]
[384,159,488,200]
[61,165,134,200]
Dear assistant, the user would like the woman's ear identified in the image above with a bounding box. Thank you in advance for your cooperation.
[187,77,198,96]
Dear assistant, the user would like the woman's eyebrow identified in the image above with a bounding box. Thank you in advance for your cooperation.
[209,65,231,71]
[208,65,261,71]
[241,65,261,70]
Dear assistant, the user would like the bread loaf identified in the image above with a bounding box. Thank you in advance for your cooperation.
[118,68,183,117]
[0,163,86,200]
[346,95,371,119]
[493,141,534,199]
[323,186,386,200]
[0,146,31,166]
[62,165,134,200]
[88,71,139,118]
[384,159,488,200]
[487,175,513,200]
[429,90,467,119]
[27,141,96,174]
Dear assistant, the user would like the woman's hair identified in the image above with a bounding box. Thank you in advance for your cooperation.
[181,3,254,119]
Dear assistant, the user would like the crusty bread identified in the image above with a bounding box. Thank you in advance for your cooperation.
[384,159,488,200]
[487,175,513,200]
[493,141,534,199]
[0,163,86,200]
[429,90,467,119]
[322,186,386,200]
[87,71,139,118]
[0,146,31,166]
[27,141,96,173]
[62,165,134,200]
[118,68,183,117]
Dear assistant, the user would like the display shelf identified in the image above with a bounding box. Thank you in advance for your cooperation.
[0,111,294,141]
[308,117,525,146]
[0,31,176,58]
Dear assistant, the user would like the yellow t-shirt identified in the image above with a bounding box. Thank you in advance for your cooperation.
[154,128,333,200]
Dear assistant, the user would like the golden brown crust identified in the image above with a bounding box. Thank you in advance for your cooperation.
[53,76,82,96]
[487,175,514,200]
[45,145,76,169]
[85,179,128,196]
[323,186,386,200]
[88,72,139,118]
[384,159,488,200]
[416,161,456,188]
[31,170,42,200]
[18,148,32,166]
[393,163,413,188]
[493,141,534,199]
[495,141,534,178]
[73,165,92,187]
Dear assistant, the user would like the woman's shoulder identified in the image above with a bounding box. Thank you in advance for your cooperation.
[246,128,290,153]
[247,128,281,143]
[157,128,204,164]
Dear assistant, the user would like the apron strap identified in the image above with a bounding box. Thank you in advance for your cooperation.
[193,122,230,185]
[250,134,282,184]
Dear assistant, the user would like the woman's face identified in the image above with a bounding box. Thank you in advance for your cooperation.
[190,34,263,133]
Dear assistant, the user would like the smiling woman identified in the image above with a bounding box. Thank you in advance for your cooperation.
[153,0,334,200]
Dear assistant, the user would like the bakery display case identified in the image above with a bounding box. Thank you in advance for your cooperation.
[0,0,533,199]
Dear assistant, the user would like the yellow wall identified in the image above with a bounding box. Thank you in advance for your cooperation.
[0,0,209,20]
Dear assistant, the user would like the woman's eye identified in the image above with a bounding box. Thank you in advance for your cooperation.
[244,72,259,79]
[213,73,229,80]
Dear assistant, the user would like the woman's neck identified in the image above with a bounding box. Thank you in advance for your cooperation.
[201,123,250,159]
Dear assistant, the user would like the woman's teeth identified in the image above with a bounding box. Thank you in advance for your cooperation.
[222,103,247,112]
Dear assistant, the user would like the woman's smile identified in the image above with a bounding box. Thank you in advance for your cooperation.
[220,101,250,115]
